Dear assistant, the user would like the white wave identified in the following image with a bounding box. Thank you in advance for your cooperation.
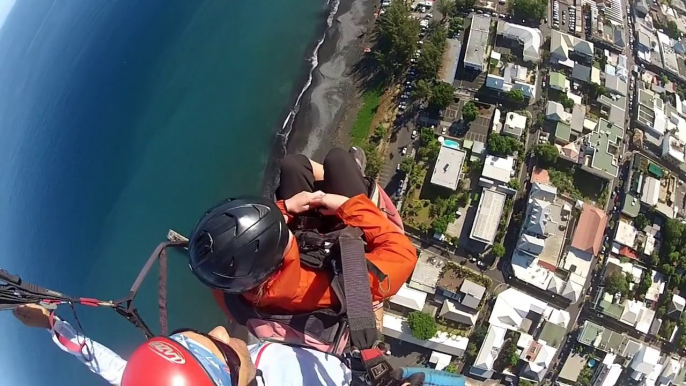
[275,0,340,148]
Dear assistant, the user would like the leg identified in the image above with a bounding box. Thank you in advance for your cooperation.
[322,148,370,197]
[276,154,315,200]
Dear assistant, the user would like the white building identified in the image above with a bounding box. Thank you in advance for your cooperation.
[390,283,428,311]
[480,155,515,187]
[464,15,492,72]
[546,101,571,123]
[430,145,466,190]
[630,346,661,382]
[471,288,569,380]
[497,21,543,62]
[503,112,527,137]
[470,188,507,246]
[485,73,536,99]
[613,220,637,249]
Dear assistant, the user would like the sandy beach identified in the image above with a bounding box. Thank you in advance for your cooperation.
[287,0,378,161]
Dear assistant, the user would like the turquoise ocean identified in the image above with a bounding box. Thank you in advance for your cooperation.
[0,0,333,384]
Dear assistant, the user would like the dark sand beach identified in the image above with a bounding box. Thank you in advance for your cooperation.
[287,0,378,161]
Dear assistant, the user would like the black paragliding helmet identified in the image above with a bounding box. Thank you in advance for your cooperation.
[188,197,289,293]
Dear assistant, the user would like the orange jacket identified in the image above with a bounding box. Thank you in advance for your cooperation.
[230,194,417,314]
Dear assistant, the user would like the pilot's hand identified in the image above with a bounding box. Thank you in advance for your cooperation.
[284,191,325,214]
[13,304,52,329]
[310,193,350,216]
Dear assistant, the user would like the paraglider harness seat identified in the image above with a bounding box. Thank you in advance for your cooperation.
[220,219,396,385]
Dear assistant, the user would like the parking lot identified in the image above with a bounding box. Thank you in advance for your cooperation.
[464,114,490,143]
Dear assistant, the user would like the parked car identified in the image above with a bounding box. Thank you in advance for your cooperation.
[411,130,418,139]
[401,147,407,156]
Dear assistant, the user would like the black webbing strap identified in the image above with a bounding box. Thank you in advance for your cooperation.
[117,241,186,338]
[338,227,394,384]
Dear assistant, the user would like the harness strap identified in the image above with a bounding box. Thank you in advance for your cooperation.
[338,227,394,385]
[338,228,376,347]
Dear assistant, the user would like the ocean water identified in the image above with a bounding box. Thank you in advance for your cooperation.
[0,0,328,384]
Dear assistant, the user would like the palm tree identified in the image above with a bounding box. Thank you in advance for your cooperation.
[436,0,455,22]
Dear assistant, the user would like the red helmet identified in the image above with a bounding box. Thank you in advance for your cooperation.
[121,337,217,386]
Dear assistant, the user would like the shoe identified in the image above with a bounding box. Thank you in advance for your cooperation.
[349,146,367,173]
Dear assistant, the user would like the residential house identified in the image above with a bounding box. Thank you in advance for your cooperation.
[502,112,527,137]
[549,72,567,91]
[630,346,661,382]
[470,288,570,380]
[546,101,571,122]
[668,294,686,319]
[479,154,516,188]
[496,21,543,62]
[550,30,594,67]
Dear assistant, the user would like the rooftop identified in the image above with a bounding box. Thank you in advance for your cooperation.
[460,279,486,309]
[562,247,593,285]
[538,321,567,349]
[439,299,479,325]
[465,15,492,70]
[408,252,443,293]
[549,72,567,89]
[571,204,607,256]
[546,101,571,122]
[614,220,637,248]
[550,30,594,62]
[489,288,548,330]
[641,176,660,206]
[584,118,622,179]
[571,64,591,83]
[621,193,641,218]
[657,31,680,75]
[496,20,543,62]
[503,112,527,137]
[481,154,515,184]
[530,167,550,185]
[577,321,626,352]
[430,145,466,190]
[471,325,507,376]
[390,283,428,311]
[558,354,586,382]
[439,38,462,84]
[555,122,573,143]
[470,189,507,246]
[605,74,628,96]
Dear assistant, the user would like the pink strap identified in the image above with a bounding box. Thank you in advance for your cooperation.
[49,311,87,354]
[254,343,272,368]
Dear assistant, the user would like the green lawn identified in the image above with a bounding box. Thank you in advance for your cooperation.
[351,87,383,146]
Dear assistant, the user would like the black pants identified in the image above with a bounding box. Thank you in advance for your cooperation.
[276,148,370,200]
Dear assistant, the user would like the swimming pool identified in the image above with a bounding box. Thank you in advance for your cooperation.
[444,139,460,149]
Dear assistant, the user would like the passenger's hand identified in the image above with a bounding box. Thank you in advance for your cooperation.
[207,326,257,386]
[310,193,350,216]
[13,304,52,329]
[284,191,325,214]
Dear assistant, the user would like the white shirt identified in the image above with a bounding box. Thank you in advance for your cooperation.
[50,320,352,386]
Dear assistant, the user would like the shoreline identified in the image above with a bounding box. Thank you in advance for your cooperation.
[262,0,378,195]
[288,0,377,160]
[262,0,341,196]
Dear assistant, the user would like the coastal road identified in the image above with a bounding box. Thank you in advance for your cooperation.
[378,116,417,192]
